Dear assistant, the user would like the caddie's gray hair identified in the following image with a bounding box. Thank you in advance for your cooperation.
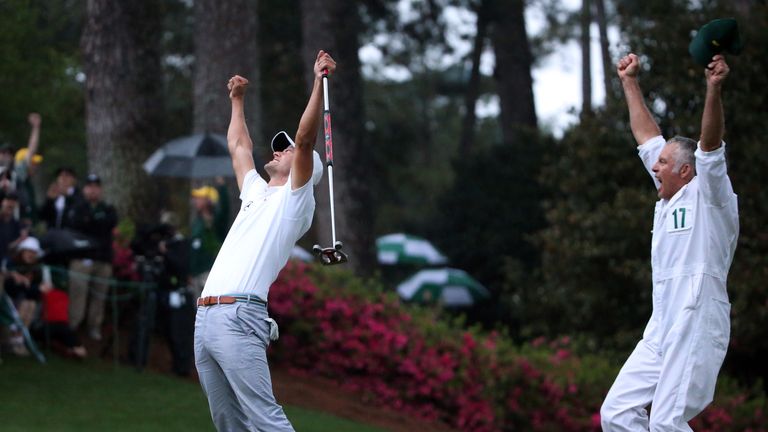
[667,136,697,175]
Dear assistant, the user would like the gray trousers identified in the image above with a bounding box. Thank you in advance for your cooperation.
[194,301,294,432]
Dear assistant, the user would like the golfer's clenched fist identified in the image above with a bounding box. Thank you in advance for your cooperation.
[228,75,248,99]
[314,50,337,79]
[617,53,640,80]
[705,54,729,86]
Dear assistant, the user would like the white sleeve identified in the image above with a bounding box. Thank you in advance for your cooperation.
[239,169,266,202]
[695,141,734,207]
[637,135,665,190]
[282,176,315,221]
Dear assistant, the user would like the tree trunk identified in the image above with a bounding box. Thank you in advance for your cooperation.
[81,0,163,224]
[489,0,537,140]
[460,0,489,154]
[193,0,261,223]
[594,0,614,103]
[581,0,593,117]
[300,0,375,273]
[193,0,261,141]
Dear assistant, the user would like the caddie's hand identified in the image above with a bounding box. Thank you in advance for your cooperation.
[705,55,729,86]
[228,75,249,99]
[617,53,640,80]
[28,113,41,128]
[314,50,337,79]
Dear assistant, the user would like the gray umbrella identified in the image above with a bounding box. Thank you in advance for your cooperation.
[143,133,234,178]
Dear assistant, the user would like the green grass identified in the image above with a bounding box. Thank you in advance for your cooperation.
[0,355,386,432]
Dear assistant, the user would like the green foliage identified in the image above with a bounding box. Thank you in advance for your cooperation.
[365,76,466,234]
[427,129,550,309]
[0,0,85,176]
[532,115,654,346]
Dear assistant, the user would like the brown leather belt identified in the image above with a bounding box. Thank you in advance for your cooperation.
[197,295,267,307]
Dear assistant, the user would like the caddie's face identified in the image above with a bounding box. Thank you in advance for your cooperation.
[652,143,687,200]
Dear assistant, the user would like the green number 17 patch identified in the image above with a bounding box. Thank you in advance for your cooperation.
[667,206,694,233]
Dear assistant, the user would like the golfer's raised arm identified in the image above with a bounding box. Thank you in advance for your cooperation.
[227,75,256,191]
[618,53,662,145]
[291,50,336,190]
[700,55,728,152]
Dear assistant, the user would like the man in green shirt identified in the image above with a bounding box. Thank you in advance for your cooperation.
[188,179,229,299]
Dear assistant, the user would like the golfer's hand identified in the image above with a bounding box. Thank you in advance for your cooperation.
[314,50,337,79]
[617,53,640,80]
[28,113,41,128]
[705,55,729,87]
[228,75,249,100]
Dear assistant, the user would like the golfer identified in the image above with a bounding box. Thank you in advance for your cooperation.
[194,50,335,431]
[601,53,738,431]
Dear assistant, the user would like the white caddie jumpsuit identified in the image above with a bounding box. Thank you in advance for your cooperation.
[601,136,739,431]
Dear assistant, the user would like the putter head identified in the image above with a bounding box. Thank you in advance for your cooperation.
[312,243,348,266]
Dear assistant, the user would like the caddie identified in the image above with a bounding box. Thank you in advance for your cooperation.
[601,51,739,431]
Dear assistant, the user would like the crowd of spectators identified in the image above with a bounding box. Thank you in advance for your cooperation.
[0,113,227,375]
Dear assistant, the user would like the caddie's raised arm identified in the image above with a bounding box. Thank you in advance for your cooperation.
[227,75,256,191]
[700,55,729,152]
[617,53,662,145]
[696,54,734,207]
[290,50,337,190]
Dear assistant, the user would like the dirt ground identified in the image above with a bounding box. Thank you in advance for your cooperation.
[270,366,458,432]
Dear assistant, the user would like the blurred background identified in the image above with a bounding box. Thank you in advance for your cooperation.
[0,0,766,431]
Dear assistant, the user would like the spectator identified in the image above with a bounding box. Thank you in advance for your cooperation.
[14,113,44,226]
[0,143,14,174]
[156,221,193,376]
[35,276,88,359]
[3,236,46,356]
[188,179,228,299]
[40,167,81,230]
[112,224,139,283]
[67,173,117,340]
[0,192,27,269]
[0,114,43,224]
[0,168,13,197]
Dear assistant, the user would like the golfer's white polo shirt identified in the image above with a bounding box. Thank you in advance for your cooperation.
[201,168,316,301]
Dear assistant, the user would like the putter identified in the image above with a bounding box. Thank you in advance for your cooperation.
[312,69,348,265]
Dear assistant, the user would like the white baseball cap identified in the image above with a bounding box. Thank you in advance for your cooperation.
[271,131,295,152]
[18,236,44,257]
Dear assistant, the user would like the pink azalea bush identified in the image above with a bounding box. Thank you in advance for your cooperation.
[267,262,767,432]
